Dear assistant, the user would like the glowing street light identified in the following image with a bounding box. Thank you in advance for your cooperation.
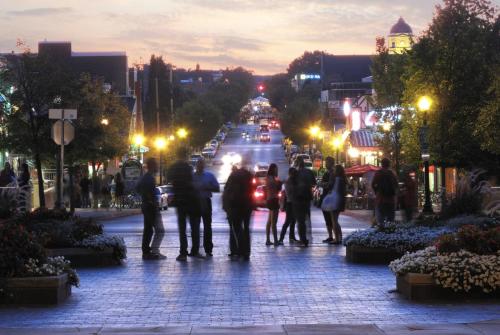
[176,128,188,139]
[154,136,167,184]
[383,122,391,132]
[169,135,175,141]
[101,118,109,126]
[132,133,145,146]
[417,96,432,112]
[308,126,321,138]
[418,95,433,214]
[331,136,343,163]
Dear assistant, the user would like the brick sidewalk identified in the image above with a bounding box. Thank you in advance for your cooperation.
[1,321,499,334]
[1,233,499,329]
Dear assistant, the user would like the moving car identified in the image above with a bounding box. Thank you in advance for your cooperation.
[253,169,268,187]
[260,132,270,142]
[222,152,242,165]
[270,120,280,129]
[253,185,282,208]
[259,124,269,133]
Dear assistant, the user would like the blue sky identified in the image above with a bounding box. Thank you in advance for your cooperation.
[1,0,442,74]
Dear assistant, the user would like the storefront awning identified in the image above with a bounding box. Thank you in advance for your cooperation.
[345,164,380,176]
[350,130,377,148]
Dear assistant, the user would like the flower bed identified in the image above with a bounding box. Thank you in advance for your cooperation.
[0,222,79,305]
[343,216,497,264]
[18,209,127,265]
[389,225,500,300]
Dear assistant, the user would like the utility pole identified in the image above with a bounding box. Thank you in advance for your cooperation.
[155,77,160,133]
[170,66,174,128]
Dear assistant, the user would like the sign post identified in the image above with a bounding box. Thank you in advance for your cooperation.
[50,109,77,208]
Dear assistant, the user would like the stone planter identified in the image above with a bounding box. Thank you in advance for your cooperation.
[46,247,119,267]
[346,245,403,264]
[1,274,71,305]
[396,273,500,300]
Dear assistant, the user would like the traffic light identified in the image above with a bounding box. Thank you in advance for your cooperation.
[257,84,264,92]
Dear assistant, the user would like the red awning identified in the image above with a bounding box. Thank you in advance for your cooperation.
[345,164,380,176]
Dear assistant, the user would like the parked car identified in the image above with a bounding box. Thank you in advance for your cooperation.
[190,154,203,166]
[155,187,169,210]
[209,139,219,148]
[202,147,216,159]
[159,184,174,207]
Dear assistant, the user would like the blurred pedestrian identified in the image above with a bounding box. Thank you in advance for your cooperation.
[292,157,316,247]
[278,167,298,244]
[114,172,125,210]
[401,171,417,222]
[329,165,347,244]
[320,157,335,243]
[0,162,16,187]
[91,173,101,208]
[371,158,398,224]
[265,163,282,246]
[193,159,220,257]
[167,147,202,261]
[80,171,91,208]
[17,163,31,213]
[136,158,166,260]
[223,164,254,260]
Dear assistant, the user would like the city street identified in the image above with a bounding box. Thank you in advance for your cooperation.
[1,126,499,329]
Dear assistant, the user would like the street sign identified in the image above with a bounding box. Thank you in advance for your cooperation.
[52,120,75,145]
[49,109,78,120]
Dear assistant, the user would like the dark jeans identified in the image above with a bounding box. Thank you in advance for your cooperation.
[228,209,252,257]
[177,206,201,256]
[200,197,213,253]
[280,202,296,241]
[81,192,90,208]
[293,201,310,243]
[376,202,396,224]
[142,205,164,254]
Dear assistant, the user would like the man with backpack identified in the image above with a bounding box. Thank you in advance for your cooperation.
[371,158,399,224]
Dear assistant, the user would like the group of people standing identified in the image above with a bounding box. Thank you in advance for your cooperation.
[135,146,404,262]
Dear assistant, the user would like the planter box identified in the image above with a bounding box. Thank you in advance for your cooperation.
[1,274,71,305]
[346,245,403,264]
[46,247,119,267]
[396,273,500,300]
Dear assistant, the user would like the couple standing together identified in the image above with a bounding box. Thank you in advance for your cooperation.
[136,147,220,261]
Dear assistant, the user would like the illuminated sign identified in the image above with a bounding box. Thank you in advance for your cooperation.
[351,109,361,131]
[299,74,321,80]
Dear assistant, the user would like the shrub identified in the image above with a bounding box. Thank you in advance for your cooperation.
[71,218,103,241]
[436,225,500,255]
[21,257,79,287]
[0,222,45,278]
[76,235,127,261]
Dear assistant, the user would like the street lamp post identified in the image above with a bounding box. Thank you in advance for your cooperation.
[332,137,342,164]
[154,136,167,185]
[308,125,321,155]
[418,96,433,214]
[132,133,145,162]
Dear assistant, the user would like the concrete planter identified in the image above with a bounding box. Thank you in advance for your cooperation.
[1,274,71,305]
[46,247,119,267]
[396,273,500,300]
[346,245,403,264]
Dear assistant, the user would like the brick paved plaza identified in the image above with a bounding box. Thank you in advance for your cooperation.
[1,224,499,329]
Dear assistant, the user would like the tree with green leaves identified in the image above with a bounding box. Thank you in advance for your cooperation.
[281,97,321,145]
[264,73,296,111]
[175,99,222,148]
[401,0,499,176]
[65,74,130,173]
[2,53,75,207]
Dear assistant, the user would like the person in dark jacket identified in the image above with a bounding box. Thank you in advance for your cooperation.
[320,157,335,243]
[167,147,202,261]
[80,172,91,208]
[114,172,125,210]
[328,164,347,244]
[136,158,166,260]
[292,157,316,247]
[278,167,298,244]
[401,171,417,222]
[371,158,398,224]
[223,164,254,260]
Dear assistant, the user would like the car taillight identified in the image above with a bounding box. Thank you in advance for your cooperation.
[278,191,282,198]
[254,191,263,198]
[252,178,256,184]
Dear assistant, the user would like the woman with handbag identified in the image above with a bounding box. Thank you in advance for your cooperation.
[265,163,282,246]
[321,164,347,244]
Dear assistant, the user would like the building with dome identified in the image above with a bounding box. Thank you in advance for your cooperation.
[388,17,413,54]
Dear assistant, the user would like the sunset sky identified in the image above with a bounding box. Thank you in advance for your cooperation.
[1,0,442,74]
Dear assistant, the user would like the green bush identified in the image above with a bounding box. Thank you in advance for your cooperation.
[435,225,500,255]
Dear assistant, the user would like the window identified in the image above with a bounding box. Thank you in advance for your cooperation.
[391,42,396,48]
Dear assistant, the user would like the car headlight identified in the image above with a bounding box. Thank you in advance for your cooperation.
[222,155,231,165]
[233,154,242,164]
